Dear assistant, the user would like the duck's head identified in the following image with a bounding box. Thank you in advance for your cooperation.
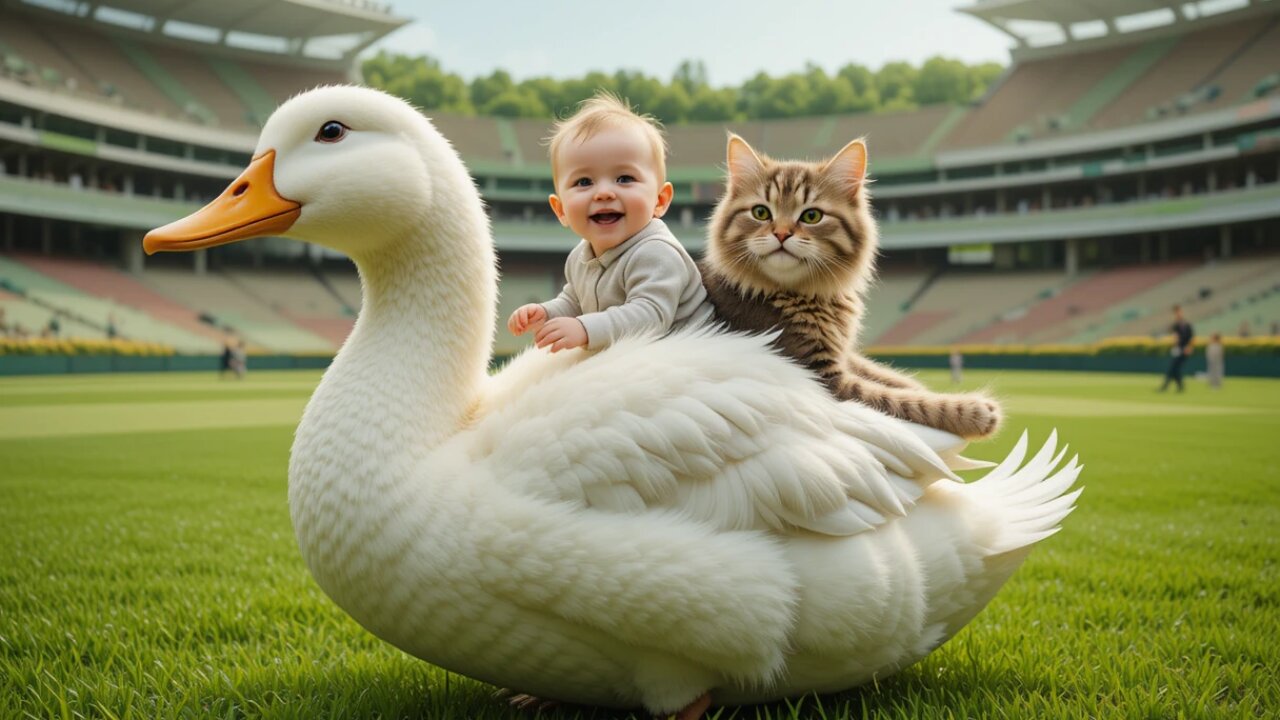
[145,86,469,261]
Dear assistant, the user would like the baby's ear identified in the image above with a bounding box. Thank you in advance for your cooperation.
[548,194,569,227]
[823,139,868,199]
[652,182,674,218]
[726,133,764,192]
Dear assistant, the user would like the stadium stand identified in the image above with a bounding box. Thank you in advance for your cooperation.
[138,268,336,352]
[2,0,1278,362]
[859,271,931,344]
[1067,255,1280,341]
[1089,18,1263,130]
[883,270,1068,345]
[942,45,1136,148]
[960,263,1199,343]
[14,254,228,347]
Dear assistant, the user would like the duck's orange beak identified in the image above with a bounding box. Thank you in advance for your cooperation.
[143,150,301,254]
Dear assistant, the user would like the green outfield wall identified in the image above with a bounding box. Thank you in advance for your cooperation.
[1,353,1276,377]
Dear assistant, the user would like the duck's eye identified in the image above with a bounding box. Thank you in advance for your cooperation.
[800,208,823,224]
[315,121,348,143]
[751,205,772,221]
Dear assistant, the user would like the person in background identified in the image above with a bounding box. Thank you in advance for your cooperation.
[1158,305,1194,393]
[106,313,118,340]
[219,339,236,379]
[231,339,248,379]
[1206,332,1224,390]
[949,347,964,385]
[46,313,61,338]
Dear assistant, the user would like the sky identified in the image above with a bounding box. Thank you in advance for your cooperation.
[368,0,1016,85]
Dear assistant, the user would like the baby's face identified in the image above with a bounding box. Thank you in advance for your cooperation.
[550,125,671,255]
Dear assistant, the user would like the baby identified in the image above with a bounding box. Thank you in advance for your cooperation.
[507,93,713,352]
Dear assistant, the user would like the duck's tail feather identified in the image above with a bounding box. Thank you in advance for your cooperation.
[921,431,1082,643]
[965,430,1084,556]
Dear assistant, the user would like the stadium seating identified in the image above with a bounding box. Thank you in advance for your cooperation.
[942,45,1135,149]
[959,263,1196,343]
[13,254,228,348]
[323,271,363,313]
[859,271,930,344]
[138,269,336,352]
[0,295,100,338]
[831,104,960,161]
[434,115,509,164]
[141,44,253,129]
[1090,18,1262,130]
[884,270,1067,346]
[221,269,355,347]
[1197,284,1280,337]
[1067,256,1280,341]
[1209,16,1280,104]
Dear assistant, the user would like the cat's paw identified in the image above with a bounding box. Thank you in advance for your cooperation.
[947,393,1002,439]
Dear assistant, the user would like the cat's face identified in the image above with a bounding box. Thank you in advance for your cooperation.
[707,135,878,298]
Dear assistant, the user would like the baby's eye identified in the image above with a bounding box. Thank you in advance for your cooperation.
[751,205,772,221]
[573,177,592,187]
[800,208,824,224]
[617,175,636,184]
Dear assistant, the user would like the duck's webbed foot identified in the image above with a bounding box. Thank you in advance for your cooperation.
[663,692,711,720]
[494,688,559,713]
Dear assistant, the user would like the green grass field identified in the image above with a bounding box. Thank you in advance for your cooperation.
[2,368,1277,719]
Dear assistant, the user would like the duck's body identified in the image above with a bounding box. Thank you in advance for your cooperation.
[145,86,1081,716]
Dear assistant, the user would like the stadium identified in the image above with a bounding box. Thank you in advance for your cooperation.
[1,0,1277,363]
[1,0,1277,718]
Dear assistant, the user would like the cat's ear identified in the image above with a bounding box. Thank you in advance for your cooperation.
[823,139,868,198]
[726,133,764,190]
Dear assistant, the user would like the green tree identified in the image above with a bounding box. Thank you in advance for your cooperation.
[875,61,917,109]
[688,86,739,122]
[360,51,473,114]
[481,87,549,117]
[651,83,692,124]
[672,59,709,95]
[757,74,813,118]
[614,70,664,116]
[560,71,620,111]
[360,50,1006,122]
[969,61,1005,100]
[914,56,971,105]
[519,76,570,117]
[470,70,514,111]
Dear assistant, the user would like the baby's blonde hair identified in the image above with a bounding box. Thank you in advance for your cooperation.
[548,91,668,189]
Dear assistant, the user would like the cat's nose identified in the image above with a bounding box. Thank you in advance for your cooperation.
[773,231,793,243]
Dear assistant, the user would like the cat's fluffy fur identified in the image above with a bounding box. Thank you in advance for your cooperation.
[700,134,1001,440]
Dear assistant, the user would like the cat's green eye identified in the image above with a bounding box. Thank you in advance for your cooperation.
[800,208,824,224]
[751,205,772,221]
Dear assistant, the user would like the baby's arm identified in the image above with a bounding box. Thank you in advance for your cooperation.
[508,251,582,336]
[576,242,688,351]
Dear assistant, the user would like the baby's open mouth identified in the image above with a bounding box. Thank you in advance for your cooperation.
[590,212,624,225]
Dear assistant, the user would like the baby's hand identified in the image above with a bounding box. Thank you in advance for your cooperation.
[508,304,547,336]
[535,317,588,353]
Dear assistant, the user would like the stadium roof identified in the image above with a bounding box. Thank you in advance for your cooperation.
[8,0,410,63]
[959,0,1263,51]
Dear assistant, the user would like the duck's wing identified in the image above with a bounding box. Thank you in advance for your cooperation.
[470,329,958,536]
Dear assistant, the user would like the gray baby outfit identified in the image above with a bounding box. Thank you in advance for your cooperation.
[541,218,714,351]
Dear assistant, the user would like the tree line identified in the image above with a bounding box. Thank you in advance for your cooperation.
[361,53,1004,124]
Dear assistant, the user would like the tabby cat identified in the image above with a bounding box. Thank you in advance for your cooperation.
[700,134,1001,439]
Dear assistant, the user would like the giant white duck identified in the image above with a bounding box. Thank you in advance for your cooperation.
[143,86,1082,718]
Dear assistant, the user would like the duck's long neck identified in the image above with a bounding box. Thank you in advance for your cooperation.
[301,217,496,457]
